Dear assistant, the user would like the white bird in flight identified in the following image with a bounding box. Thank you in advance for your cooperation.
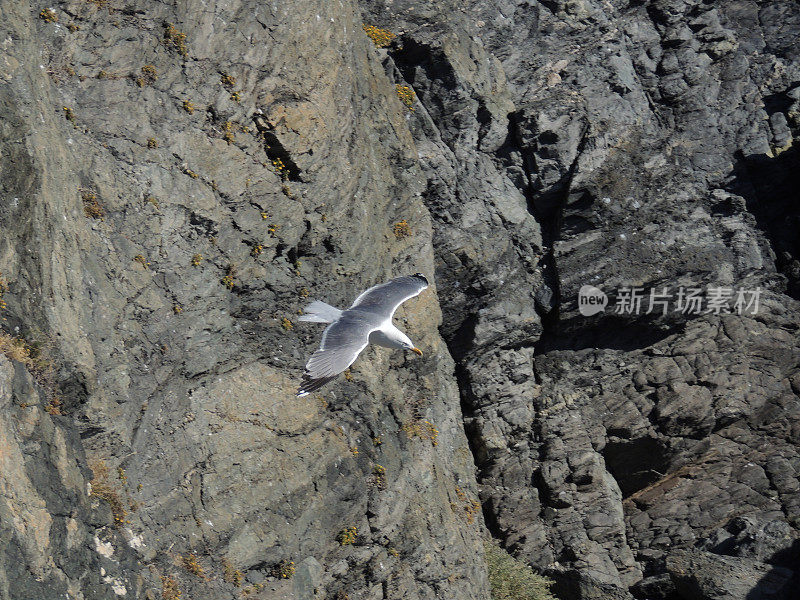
[296,274,429,396]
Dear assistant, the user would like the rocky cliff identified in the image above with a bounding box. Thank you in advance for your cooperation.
[0,1,798,599]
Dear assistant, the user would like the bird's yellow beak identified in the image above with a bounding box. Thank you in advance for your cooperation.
[411,347,423,356]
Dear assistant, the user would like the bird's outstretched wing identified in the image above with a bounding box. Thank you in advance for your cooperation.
[296,311,379,396]
[349,273,429,317]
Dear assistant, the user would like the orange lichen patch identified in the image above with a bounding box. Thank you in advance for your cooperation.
[362,24,395,47]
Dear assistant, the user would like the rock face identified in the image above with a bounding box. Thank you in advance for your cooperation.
[0,1,798,600]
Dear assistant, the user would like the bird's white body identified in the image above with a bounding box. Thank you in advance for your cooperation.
[296,274,429,396]
[368,323,414,349]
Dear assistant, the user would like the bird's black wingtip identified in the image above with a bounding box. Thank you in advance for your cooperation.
[411,273,429,285]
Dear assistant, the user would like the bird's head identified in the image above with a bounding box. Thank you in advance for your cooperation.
[403,341,423,356]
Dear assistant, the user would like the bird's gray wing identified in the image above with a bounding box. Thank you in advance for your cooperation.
[349,273,429,317]
[296,310,381,396]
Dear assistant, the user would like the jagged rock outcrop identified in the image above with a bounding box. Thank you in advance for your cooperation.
[360,0,800,598]
[1,1,487,598]
[1,0,799,599]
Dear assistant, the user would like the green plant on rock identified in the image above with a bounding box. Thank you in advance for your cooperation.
[362,24,395,47]
[63,106,77,125]
[138,64,157,86]
[220,72,236,88]
[221,264,236,290]
[80,188,104,220]
[337,526,358,546]
[161,575,181,600]
[89,460,127,526]
[221,557,244,586]
[373,464,386,490]
[191,253,203,266]
[0,272,7,311]
[181,552,205,578]
[164,23,188,57]
[271,559,295,579]
[39,8,57,23]
[393,219,411,239]
[484,541,555,600]
[395,85,416,111]
[133,254,150,270]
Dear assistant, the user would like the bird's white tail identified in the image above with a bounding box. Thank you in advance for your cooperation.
[297,300,342,323]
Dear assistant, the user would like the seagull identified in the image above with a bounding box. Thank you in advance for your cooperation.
[296,273,429,396]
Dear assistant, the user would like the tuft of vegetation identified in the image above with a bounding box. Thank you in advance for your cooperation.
[147,137,158,149]
[373,464,387,490]
[39,8,58,23]
[164,23,188,57]
[44,396,63,415]
[221,264,236,290]
[484,541,556,600]
[281,317,293,330]
[80,188,104,220]
[133,254,150,270]
[337,526,358,546]
[452,486,481,524]
[181,552,205,578]
[362,24,395,47]
[271,157,289,180]
[89,460,127,526]
[191,253,203,266]
[0,272,8,311]
[139,65,157,86]
[161,575,181,600]
[182,100,195,114]
[221,558,244,586]
[0,329,55,389]
[173,305,183,315]
[395,85,416,111]
[230,91,241,103]
[63,106,77,125]
[402,419,439,446]
[393,219,411,240]
[271,560,295,579]
[250,244,263,257]
[220,72,236,88]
